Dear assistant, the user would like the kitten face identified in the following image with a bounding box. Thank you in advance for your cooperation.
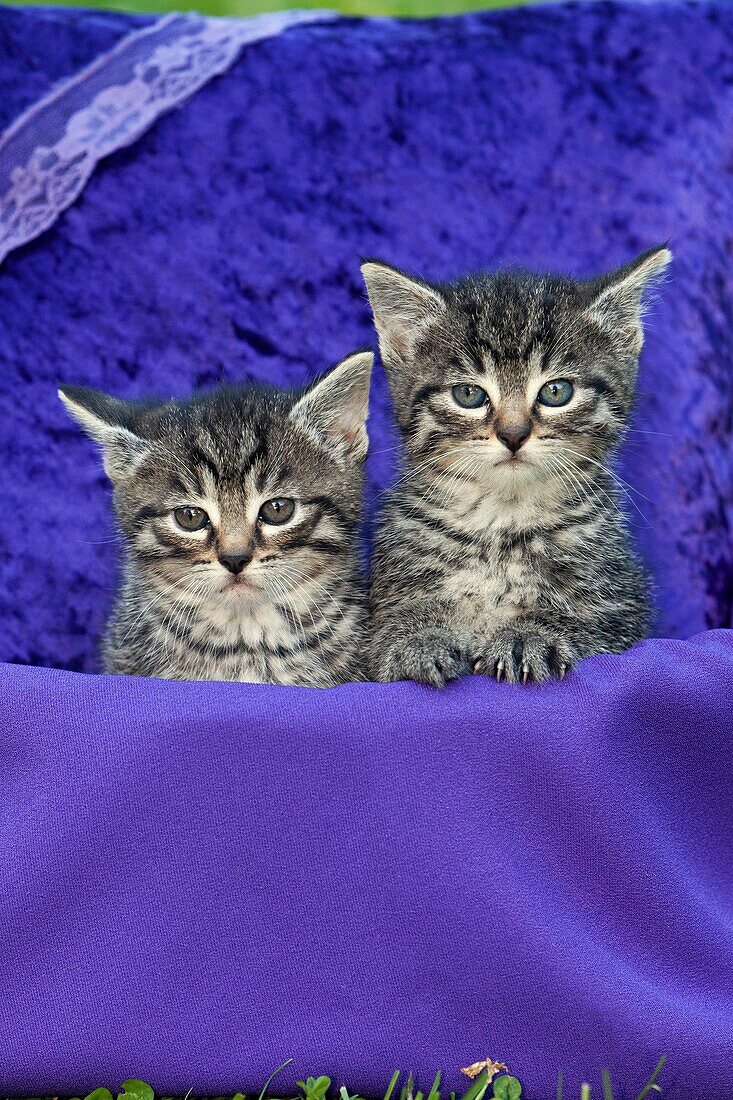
[60,352,373,614]
[362,248,670,493]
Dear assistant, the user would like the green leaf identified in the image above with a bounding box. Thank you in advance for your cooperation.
[119,1081,154,1100]
[232,1093,246,1100]
[493,1077,521,1100]
[308,1076,331,1100]
[85,1091,113,1100]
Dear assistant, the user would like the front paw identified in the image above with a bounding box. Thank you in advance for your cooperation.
[474,628,575,684]
[376,631,473,688]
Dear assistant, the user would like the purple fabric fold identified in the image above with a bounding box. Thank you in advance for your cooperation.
[2,631,733,1097]
[0,2,732,1097]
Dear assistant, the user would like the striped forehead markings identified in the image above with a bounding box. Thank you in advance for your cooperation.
[189,443,221,484]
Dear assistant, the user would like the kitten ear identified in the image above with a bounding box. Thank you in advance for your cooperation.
[361,261,446,364]
[59,386,147,482]
[290,350,373,464]
[587,244,672,353]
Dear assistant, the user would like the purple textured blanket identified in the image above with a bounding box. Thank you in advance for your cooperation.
[0,3,732,1097]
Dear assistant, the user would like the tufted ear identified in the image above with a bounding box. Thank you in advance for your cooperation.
[587,245,672,354]
[59,386,148,483]
[361,260,447,366]
[289,350,373,465]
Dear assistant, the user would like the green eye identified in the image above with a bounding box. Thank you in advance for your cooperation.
[538,379,574,407]
[451,383,488,409]
[259,498,295,525]
[174,506,209,531]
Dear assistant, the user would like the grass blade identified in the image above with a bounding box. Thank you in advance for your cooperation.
[556,1070,563,1100]
[257,1059,293,1100]
[461,1069,490,1100]
[635,1056,666,1100]
[602,1070,613,1100]
[426,1071,442,1100]
[384,1073,401,1100]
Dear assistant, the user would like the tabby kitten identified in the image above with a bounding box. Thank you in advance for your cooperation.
[59,351,373,685]
[362,247,671,685]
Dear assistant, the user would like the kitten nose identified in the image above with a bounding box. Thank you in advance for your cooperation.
[497,422,531,453]
[218,551,251,575]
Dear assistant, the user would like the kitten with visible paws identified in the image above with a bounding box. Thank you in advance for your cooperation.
[362,247,670,685]
[60,351,373,686]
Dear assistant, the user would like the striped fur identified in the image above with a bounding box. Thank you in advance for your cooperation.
[362,247,671,685]
[60,351,373,686]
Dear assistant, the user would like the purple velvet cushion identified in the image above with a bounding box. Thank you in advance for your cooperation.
[0,1,731,672]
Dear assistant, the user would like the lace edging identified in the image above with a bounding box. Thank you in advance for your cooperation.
[0,9,336,266]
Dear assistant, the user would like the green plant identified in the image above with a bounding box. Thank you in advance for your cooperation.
[557,1055,667,1100]
[298,1079,332,1100]
[493,1077,521,1100]
[71,1081,155,1100]
[53,1053,666,1100]
[13,0,539,18]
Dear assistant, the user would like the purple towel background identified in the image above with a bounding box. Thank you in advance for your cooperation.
[0,2,732,1097]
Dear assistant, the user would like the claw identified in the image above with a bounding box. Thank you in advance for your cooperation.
[521,660,531,684]
[559,662,568,680]
[473,657,484,675]
[495,658,505,682]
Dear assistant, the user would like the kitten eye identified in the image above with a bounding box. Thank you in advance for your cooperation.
[174,506,209,532]
[259,498,295,525]
[451,383,488,409]
[537,379,574,407]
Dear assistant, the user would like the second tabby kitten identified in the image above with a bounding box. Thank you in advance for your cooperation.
[362,248,671,685]
[60,352,373,685]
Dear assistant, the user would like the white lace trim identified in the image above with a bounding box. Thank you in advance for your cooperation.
[0,9,335,265]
